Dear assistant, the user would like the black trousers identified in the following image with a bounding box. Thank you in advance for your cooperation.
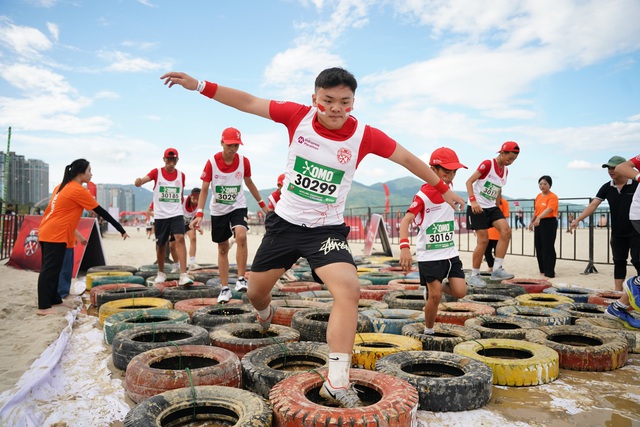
[534,217,557,278]
[38,241,67,309]
[484,239,498,268]
[611,232,640,280]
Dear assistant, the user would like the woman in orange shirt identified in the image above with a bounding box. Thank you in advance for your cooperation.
[37,159,129,315]
[528,175,559,278]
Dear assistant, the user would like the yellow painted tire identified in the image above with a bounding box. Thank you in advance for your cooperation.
[86,271,132,290]
[353,332,423,370]
[516,293,574,308]
[453,338,559,386]
[357,267,379,275]
[98,297,172,326]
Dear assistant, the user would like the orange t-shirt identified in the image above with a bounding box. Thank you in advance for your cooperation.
[488,197,510,241]
[39,181,99,246]
[534,191,559,219]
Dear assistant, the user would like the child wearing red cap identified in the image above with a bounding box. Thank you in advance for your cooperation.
[160,67,465,408]
[399,147,468,334]
[465,142,520,287]
[268,173,286,209]
[134,148,192,286]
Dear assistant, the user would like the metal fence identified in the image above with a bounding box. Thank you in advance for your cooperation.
[1,214,23,260]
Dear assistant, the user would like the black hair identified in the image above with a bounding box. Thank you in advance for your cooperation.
[191,187,201,194]
[314,67,357,93]
[58,159,90,193]
[538,175,552,187]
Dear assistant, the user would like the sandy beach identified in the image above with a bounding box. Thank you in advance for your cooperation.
[0,224,638,426]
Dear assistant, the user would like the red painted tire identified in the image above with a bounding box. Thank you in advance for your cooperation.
[587,291,625,306]
[124,345,242,403]
[89,283,146,306]
[276,281,323,293]
[525,325,628,371]
[388,279,422,291]
[436,302,496,326]
[270,368,418,426]
[359,285,393,301]
[271,299,331,327]
[209,322,300,359]
[501,278,552,293]
[575,318,640,354]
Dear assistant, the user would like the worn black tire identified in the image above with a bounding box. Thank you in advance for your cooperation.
[270,368,418,425]
[112,323,210,371]
[191,303,256,331]
[496,305,573,326]
[525,325,628,371]
[103,308,190,345]
[241,341,331,399]
[575,317,640,354]
[543,286,595,303]
[290,308,373,342]
[91,275,146,287]
[193,269,220,283]
[464,315,538,339]
[87,265,138,274]
[161,284,220,304]
[555,302,607,320]
[359,271,405,285]
[469,284,527,298]
[402,322,481,352]
[382,290,426,310]
[360,309,424,335]
[209,322,300,359]
[96,287,162,309]
[376,350,493,411]
[123,385,272,427]
[460,294,518,309]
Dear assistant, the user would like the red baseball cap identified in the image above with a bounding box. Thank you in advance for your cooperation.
[499,141,520,153]
[277,173,285,186]
[164,148,179,158]
[429,147,467,170]
[221,127,243,145]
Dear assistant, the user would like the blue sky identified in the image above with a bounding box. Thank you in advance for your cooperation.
[0,0,639,203]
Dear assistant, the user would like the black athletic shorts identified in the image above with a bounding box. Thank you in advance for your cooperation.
[418,256,465,286]
[466,206,505,231]
[154,216,185,246]
[251,212,356,282]
[210,208,248,243]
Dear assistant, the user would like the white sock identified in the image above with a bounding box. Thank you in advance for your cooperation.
[238,276,245,282]
[613,301,629,310]
[257,306,271,320]
[471,268,480,276]
[494,258,504,270]
[327,353,350,389]
[175,261,180,269]
[190,257,196,264]
[424,327,435,335]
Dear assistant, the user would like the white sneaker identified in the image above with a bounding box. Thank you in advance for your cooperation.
[319,382,363,408]
[235,278,248,292]
[188,263,202,270]
[154,271,167,284]
[170,265,180,274]
[179,273,194,286]
[468,274,486,288]
[217,287,232,303]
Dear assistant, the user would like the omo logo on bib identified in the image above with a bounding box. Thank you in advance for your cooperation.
[290,157,344,203]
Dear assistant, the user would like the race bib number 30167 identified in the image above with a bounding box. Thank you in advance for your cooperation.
[289,157,344,203]
[159,185,180,203]
[424,221,455,250]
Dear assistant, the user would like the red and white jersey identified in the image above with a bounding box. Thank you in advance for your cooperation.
[183,197,197,220]
[209,154,247,215]
[276,108,365,227]
[630,154,640,221]
[153,168,184,219]
[268,189,281,210]
[471,159,508,209]
[408,184,458,261]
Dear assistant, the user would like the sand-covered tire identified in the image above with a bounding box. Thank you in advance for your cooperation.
[464,315,538,339]
[91,275,146,288]
[496,305,573,326]
[271,299,331,327]
[123,385,272,426]
[124,345,242,403]
[161,284,219,304]
[543,286,595,303]
[576,317,640,354]
[402,322,481,352]
[469,284,527,298]
[587,290,625,306]
[500,278,552,294]
[516,293,575,308]
[358,300,389,311]
[98,297,172,326]
[290,308,373,342]
[103,308,190,344]
[191,303,256,331]
[270,368,418,426]
[555,302,607,320]
[241,341,330,399]
[297,290,334,302]
[112,323,210,371]
[525,325,628,371]
[96,287,162,309]
[360,309,424,335]
[453,338,559,386]
[209,323,300,359]
[352,333,423,369]
[375,350,493,412]
[87,265,138,274]
[436,302,496,325]
[86,271,133,290]
[276,281,323,293]
[460,294,518,309]
[388,278,422,290]
[359,272,405,285]
[89,283,146,306]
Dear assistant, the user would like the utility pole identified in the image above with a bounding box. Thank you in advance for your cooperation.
[3,127,10,204]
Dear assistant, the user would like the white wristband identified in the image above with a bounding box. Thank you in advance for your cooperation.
[636,173,640,182]
[196,208,203,214]
[196,80,205,93]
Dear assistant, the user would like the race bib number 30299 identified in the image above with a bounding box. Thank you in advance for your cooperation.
[289,157,344,203]
[215,185,240,205]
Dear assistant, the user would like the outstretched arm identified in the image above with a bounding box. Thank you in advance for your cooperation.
[160,72,271,119]
[614,158,640,182]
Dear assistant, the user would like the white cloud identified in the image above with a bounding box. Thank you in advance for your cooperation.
[99,50,171,72]
[567,160,599,170]
[0,63,74,95]
[46,22,59,42]
[0,21,52,57]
